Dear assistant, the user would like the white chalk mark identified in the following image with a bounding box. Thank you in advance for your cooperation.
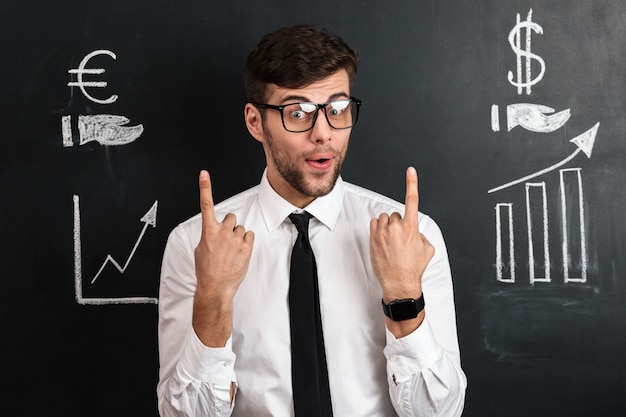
[91,200,158,284]
[526,182,550,284]
[560,168,587,283]
[570,122,598,158]
[73,195,158,305]
[68,49,119,105]
[74,195,84,303]
[507,103,571,132]
[507,9,545,95]
[488,122,599,193]
[78,114,143,146]
[62,115,73,147]
[491,105,500,132]
[495,203,515,283]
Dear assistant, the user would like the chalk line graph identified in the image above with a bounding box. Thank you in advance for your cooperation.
[488,122,599,194]
[73,195,158,305]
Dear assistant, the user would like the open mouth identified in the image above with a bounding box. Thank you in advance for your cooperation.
[306,156,334,170]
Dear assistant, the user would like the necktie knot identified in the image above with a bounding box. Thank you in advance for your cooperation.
[289,212,312,238]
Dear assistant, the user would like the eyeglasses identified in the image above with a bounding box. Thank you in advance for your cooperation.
[253,97,361,133]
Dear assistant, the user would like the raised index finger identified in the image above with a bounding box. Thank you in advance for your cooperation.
[198,170,218,230]
[403,166,419,225]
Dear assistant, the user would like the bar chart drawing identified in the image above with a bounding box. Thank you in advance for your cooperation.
[493,167,589,285]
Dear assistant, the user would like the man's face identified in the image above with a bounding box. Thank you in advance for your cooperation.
[247,70,353,208]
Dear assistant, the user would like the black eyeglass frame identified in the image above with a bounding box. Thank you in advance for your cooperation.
[252,97,361,133]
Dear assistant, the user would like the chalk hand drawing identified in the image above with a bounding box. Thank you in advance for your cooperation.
[68,49,118,105]
[491,104,571,132]
[73,195,158,305]
[506,103,570,132]
[508,9,545,95]
[79,115,143,146]
[488,122,599,194]
[62,115,143,147]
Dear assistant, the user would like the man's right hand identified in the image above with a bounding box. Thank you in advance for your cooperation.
[192,170,255,347]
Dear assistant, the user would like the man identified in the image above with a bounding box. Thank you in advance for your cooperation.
[158,24,466,416]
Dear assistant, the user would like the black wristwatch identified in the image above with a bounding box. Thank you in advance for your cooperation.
[381,294,425,321]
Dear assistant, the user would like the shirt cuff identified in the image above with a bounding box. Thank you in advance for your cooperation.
[383,317,443,380]
[178,327,237,385]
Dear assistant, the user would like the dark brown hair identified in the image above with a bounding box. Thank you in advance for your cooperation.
[244,24,358,103]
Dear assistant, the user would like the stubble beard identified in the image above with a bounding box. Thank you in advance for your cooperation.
[263,128,347,199]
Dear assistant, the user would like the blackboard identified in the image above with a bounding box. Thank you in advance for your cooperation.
[1,1,625,416]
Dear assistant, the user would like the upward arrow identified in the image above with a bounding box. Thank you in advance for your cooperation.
[91,200,159,284]
[140,201,158,227]
[488,122,599,194]
[569,121,598,158]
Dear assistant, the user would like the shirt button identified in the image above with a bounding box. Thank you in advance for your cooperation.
[223,361,232,367]
[390,355,399,361]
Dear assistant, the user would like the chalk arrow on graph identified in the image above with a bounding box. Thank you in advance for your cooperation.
[91,200,158,284]
[488,122,599,194]
[507,103,571,132]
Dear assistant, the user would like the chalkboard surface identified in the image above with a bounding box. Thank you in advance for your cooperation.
[1,1,625,416]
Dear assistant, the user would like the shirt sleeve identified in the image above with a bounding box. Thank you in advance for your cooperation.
[157,224,237,417]
[383,216,467,417]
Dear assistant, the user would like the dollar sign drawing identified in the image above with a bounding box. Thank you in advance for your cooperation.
[507,8,545,95]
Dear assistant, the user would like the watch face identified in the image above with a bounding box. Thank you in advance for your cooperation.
[390,299,418,321]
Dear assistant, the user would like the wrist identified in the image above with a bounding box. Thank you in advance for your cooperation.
[381,286,422,305]
[192,291,234,347]
[381,293,424,322]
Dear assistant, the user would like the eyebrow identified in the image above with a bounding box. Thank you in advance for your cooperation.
[278,92,350,105]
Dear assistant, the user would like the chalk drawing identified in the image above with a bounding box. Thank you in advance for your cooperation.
[68,49,118,105]
[560,168,587,283]
[62,114,144,147]
[495,203,515,283]
[491,9,598,285]
[508,9,545,95]
[73,195,158,305]
[526,182,550,283]
[488,122,598,194]
[491,104,571,133]
[491,105,500,132]
[63,49,144,147]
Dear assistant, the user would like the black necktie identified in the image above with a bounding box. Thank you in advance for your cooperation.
[288,212,333,417]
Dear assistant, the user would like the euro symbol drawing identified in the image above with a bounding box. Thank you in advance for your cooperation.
[507,9,545,95]
[68,49,119,105]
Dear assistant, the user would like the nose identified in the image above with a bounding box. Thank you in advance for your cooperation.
[309,108,332,143]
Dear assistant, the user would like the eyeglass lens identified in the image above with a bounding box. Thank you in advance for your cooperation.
[282,100,358,132]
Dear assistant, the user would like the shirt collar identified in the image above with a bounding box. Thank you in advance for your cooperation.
[258,169,344,232]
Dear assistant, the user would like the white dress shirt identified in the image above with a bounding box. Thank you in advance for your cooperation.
[157,171,466,417]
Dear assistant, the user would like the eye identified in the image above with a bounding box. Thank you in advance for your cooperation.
[288,103,316,120]
[290,110,306,119]
[328,100,350,116]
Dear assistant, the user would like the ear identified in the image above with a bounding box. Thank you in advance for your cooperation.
[244,103,265,144]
